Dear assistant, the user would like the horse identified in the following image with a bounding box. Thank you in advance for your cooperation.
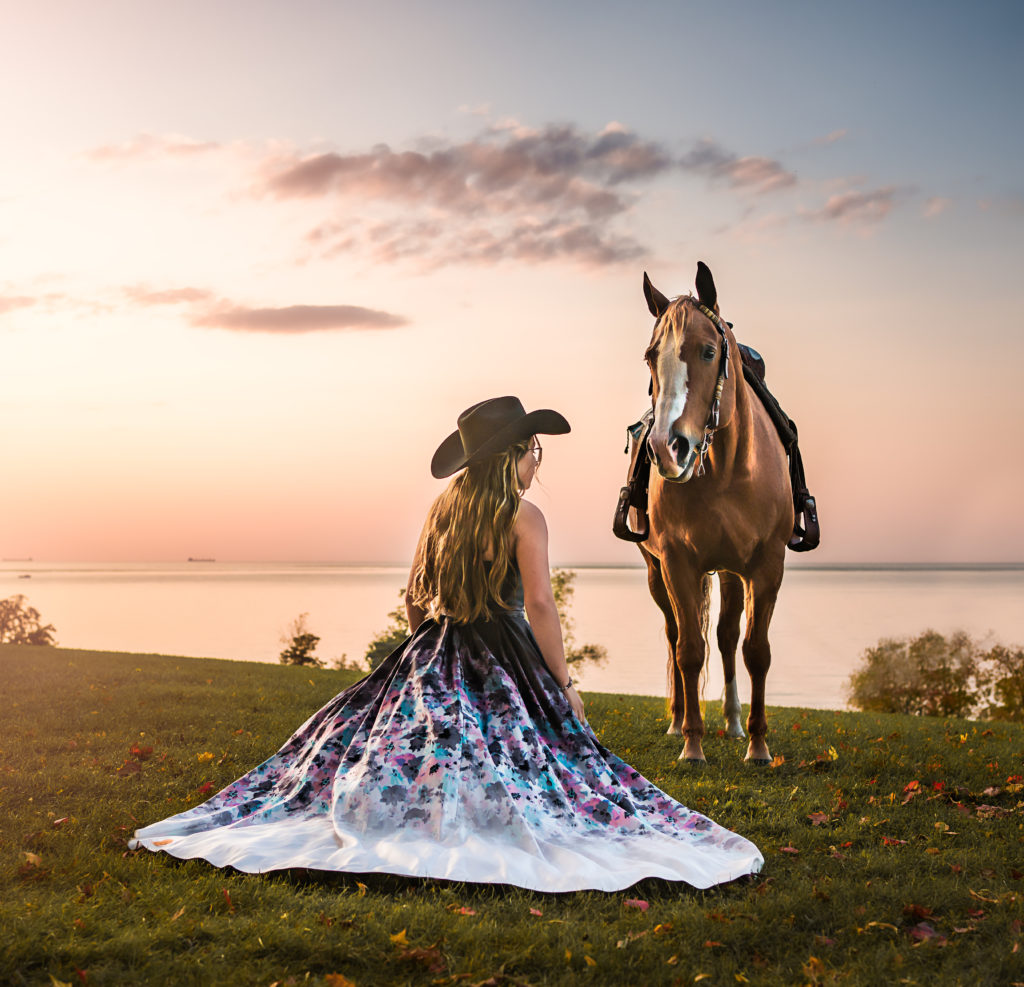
[633,261,793,765]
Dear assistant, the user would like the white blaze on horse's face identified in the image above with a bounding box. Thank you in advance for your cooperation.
[648,303,702,482]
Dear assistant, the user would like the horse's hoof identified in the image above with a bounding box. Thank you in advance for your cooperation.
[725,725,746,740]
[682,757,707,767]
[745,758,772,767]
[665,725,683,736]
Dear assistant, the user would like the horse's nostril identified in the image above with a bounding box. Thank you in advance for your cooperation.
[669,433,688,462]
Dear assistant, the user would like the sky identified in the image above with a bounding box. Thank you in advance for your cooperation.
[2,0,1022,564]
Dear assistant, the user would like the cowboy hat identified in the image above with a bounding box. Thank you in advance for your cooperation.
[430,396,570,479]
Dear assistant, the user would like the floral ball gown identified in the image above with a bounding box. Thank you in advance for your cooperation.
[131,565,763,892]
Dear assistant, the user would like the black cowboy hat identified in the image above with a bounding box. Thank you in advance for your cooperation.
[430,396,571,479]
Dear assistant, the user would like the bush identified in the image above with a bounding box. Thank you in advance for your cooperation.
[278,612,323,668]
[550,568,609,671]
[364,590,410,671]
[0,595,57,645]
[847,629,1024,722]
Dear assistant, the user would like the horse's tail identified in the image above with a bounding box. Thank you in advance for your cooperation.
[698,572,713,704]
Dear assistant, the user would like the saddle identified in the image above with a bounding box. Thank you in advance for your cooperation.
[612,343,820,551]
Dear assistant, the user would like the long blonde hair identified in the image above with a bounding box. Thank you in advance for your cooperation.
[411,439,530,623]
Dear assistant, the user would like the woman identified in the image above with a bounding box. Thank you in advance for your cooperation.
[131,396,763,892]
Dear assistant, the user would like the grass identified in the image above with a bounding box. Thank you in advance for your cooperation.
[1,644,1022,987]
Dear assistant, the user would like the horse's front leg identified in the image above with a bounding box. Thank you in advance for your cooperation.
[662,561,708,763]
[642,550,683,734]
[717,571,745,739]
[742,559,784,764]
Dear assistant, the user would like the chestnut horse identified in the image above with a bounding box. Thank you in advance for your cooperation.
[636,262,792,764]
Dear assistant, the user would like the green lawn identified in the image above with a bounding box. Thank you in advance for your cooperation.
[1,645,1022,986]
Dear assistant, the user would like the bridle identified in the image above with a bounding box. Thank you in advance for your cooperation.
[649,300,731,478]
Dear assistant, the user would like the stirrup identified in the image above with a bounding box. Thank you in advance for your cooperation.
[613,486,649,542]
[788,492,820,552]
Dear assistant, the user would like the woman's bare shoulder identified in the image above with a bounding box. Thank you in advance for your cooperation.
[515,499,547,531]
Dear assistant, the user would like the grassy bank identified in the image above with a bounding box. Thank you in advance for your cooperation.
[1,645,1022,986]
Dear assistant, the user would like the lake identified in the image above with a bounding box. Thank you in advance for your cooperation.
[3,561,1022,711]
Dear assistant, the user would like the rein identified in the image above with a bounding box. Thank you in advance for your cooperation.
[693,303,731,477]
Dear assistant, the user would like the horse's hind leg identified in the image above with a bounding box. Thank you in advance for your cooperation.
[642,549,682,735]
[742,558,784,764]
[717,571,745,739]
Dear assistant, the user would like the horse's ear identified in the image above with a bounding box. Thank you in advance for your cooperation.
[695,261,718,312]
[643,272,670,318]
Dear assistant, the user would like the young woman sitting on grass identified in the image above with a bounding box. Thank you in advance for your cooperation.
[131,396,763,891]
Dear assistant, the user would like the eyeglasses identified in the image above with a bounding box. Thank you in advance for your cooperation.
[529,442,543,463]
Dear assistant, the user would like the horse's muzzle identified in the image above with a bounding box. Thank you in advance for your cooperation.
[649,432,696,481]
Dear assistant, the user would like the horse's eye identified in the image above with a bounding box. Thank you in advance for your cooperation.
[702,344,717,362]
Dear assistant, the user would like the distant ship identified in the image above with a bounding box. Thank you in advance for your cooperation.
[187,557,216,562]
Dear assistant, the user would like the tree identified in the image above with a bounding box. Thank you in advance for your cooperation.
[0,595,57,646]
[846,629,1024,723]
[278,612,323,668]
[550,568,609,671]
[364,590,411,671]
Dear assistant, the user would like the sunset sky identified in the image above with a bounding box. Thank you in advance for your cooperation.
[2,1,1022,564]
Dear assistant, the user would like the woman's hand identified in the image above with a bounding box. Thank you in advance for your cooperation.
[565,684,586,725]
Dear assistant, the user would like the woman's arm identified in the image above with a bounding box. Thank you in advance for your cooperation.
[405,522,429,634]
[514,501,586,723]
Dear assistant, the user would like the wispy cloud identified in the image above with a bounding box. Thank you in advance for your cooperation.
[124,285,213,305]
[0,295,36,315]
[801,185,903,225]
[922,196,951,218]
[679,138,797,193]
[258,122,675,268]
[191,304,408,333]
[813,129,848,145]
[86,132,221,162]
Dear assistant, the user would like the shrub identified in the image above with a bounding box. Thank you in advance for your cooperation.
[847,629,1024,722]
[550,568,609,671]
[364,590,410,671]
[278,612,323,668]
[0,595,57,646]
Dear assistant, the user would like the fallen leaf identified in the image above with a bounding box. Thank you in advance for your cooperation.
[770,754,785,768]
[616,930,649,948]
[666,955,678,965]
[48,976,72,987]
[397,947,445,973]
[814,935,836,946]
[221,888,235,914]
[808,812,829,827]
[779,845,800,855]
[170,907,185,922]
[908,921,947,945]
[623,898,649,911]
[456,906,476,915]
[52,817,69,829]
[865,921,899,932]
[389,929,409,946]
[529,907,543,916]
[583,955,597,967]
[881,836,908,846]
[903,904,933,920]
[22,851,42,867]
[324,975,356,987]
[197,782,214,796]
[703,940,723,948]
[694,976,711,983]
[196,752,214,763]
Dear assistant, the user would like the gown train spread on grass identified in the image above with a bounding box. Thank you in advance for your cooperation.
[131,568,763,892]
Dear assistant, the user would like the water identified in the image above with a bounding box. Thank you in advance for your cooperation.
[3,561,1023,711]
